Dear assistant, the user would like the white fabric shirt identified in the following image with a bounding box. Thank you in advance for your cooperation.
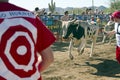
[115,23,120,47]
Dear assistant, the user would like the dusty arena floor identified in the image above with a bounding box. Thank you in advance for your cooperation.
[42,40,120,80]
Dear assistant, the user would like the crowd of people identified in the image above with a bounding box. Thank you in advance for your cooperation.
[33,7,110,27]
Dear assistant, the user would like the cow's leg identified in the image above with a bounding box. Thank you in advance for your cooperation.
[90,37,97,57]
[68,39,74,60]
[108,37,112,44]
[108,34,115,44]
[101,31,108,43]
[102,35,107,43]
[77,38,86,55]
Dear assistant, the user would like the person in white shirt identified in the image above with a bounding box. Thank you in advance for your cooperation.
[108,11,120,63]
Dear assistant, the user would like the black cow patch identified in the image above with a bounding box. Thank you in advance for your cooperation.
[64,23,84,39]
[87,26,97,38]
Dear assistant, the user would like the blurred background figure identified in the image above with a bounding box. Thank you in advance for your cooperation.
[34,7,46,17]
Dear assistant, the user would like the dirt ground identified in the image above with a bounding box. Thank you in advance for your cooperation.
[42,39,120,80]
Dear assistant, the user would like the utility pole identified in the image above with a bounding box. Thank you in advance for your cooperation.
[92,0,94,11]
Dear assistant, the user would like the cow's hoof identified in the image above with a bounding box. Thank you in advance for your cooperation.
[107,43,111,45]
[77,49,84,55]
[102,42,105,44]
[69,55,74,60]
[78,49,84,55]
[81,49,84,54]
[89,55,92,57]
[77,49,80,53]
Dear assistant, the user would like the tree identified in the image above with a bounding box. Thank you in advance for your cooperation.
[48,0,56,14]
[104,0,120,13]
[110,0,120,12]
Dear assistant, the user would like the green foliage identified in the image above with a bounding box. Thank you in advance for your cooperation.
[110,0,120,12]
[48,0,56,14]
[104,8,112,14]
[103,0,120,14]
[67,8,85,15]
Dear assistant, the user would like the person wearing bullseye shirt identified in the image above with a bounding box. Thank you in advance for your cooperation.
[0,0,56,80]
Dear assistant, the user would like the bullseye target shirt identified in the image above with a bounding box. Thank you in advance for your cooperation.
[0,2,55,80]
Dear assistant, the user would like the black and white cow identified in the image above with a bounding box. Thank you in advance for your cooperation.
[61,19,77,38]
[64,20,99,60]
[102,21,115,44]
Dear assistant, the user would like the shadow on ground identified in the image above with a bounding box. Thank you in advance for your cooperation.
[52,42,69,52]
[86,58,120,78]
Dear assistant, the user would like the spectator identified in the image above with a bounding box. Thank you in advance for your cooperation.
[87,15,96,24]
[42,12,48,24]
[0,0,56,80]
[60,11,71,38]
[34,7,45,17]
[71,14,78,20]
[61,11,70,21]
[46,12,54,26]
[96,16,101,25]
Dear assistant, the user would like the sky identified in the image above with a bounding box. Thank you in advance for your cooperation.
[9,0,110,11]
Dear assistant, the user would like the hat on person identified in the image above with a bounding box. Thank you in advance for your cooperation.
[35,7,39,11]
[112,11,120,19]
[64,11,69,14]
